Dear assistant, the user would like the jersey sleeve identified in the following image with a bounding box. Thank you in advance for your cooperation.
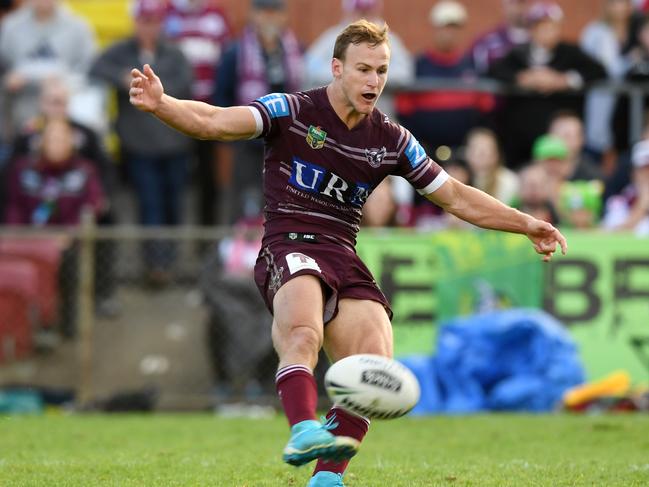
[248,92,295,139]
[395,129,449,195]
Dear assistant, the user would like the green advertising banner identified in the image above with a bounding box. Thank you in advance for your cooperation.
[356,230,542,356]
[356,230,649,383]
[544,232,649,383]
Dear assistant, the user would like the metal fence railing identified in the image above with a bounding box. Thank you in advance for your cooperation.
[0,215,282,412]
[3,79,649,412]
[392,78,649,146]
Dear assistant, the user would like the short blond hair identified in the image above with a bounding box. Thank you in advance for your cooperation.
[333,19,390,61]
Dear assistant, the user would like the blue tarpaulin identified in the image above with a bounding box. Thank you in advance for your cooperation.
[400,309,585,414]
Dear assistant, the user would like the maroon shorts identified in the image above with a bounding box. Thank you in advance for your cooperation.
[253,233,392,323]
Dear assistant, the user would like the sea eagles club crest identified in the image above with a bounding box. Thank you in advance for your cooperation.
[365,146,387,168]
[306,125,327,149]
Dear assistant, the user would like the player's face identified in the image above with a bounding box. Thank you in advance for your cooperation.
[335,41,390,115]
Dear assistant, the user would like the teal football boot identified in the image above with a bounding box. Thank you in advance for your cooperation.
[307,471,345,486]
[282,417,359,467]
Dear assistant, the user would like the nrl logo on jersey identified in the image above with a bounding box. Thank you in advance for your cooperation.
[306,125,327,149]
[365,146,387,168]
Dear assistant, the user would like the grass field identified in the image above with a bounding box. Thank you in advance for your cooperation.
[2,413,649,486]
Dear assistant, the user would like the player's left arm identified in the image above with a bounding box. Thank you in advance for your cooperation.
[426,177,568,262]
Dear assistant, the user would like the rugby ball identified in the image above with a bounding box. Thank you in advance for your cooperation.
[324,354,420,420]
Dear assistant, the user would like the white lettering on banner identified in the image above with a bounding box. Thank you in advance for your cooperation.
[286,253,322,275]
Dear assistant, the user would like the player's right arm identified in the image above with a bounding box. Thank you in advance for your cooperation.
[129,64,258,141]
[427,177,567,262]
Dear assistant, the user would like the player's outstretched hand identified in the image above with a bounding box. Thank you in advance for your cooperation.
[525,218,567,262]
[129,64,163,113]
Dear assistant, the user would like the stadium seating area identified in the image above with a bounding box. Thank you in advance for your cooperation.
[0,1,647,402]
[0,238,66,361]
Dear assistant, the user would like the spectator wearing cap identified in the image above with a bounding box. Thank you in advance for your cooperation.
[165,0,232,229]
[303,0,413,118]
[488,1,607,169]
[214,0,303,224]
[396,1,494,153]
[90,0,193,287]
[533,133,570,184]
[533,134,604,228]
[470,0,532,74]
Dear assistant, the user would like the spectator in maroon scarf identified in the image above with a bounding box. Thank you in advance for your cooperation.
[5,117,105,225]
[4,117,108,335]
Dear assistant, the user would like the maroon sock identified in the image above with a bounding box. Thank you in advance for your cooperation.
[275,365,318,426]
[313,407,370,475]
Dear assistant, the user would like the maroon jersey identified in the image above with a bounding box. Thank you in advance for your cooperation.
[249,87,448,246]
[5,156,105,226]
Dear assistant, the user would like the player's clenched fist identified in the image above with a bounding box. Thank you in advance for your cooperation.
[129,64,164,113]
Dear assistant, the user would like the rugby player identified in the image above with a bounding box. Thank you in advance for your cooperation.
[130,19,567,487]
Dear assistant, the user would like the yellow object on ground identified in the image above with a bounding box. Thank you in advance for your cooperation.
[563,370,631,407]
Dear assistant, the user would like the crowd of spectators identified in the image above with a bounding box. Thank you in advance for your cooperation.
[1,0,649,405]
[1,0,649,251]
